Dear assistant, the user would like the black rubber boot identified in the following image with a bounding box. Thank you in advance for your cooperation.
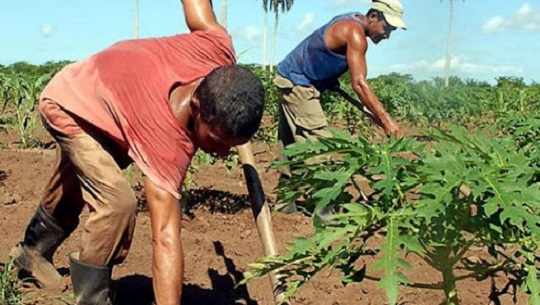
[9,205,67,288]
[69,252,112,305]
[274,199,298,214]
[274,174,298,214]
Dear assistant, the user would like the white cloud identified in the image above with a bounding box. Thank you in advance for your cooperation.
[482,16,505,34]
[40,24,55,37]
[296,12,316,33]
[240,24,261,42]
[390,56,523,76]
[482,2,540,34]
[518,3,532,15]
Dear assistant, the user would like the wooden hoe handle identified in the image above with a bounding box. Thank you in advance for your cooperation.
[236,142,286,304]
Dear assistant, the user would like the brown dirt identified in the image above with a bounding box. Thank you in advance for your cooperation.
[0,126,529,305]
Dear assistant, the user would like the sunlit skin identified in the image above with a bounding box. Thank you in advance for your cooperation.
[368,18,396,44]
[323,12,403,138]
[192,119,249,156]
[141,1,242,305]
[169,78,249,156]
[143,78,249,305]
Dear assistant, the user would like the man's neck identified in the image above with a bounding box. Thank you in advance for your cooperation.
[355,14,369,33]
[169,79,203,131]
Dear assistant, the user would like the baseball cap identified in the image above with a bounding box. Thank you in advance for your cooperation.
[371,0,406,29]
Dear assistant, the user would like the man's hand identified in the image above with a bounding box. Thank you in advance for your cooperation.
[332,87,404,138]
[383,119,403,138]
[145,178,183,305]
[181,0,222,32]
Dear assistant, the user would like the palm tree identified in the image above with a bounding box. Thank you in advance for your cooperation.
[261,0,269,68]
[443,0,454,87]
[220,0,227,28]
[134,0,140,39]
[269,0,294,72]
[258,0,293,70]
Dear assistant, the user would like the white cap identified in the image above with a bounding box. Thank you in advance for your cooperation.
[371,0,406,29]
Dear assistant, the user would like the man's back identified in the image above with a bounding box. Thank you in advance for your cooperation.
[277,13,364,90]
[41,28,236,198]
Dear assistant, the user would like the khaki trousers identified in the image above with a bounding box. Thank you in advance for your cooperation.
[39,102,137,267]
[274,75,331,178]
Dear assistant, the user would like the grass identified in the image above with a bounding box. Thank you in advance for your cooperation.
[57,289,117,304]
[0,260,25,305]
[0,260,80,305]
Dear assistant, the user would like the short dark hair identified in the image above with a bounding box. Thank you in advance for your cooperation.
[195,65,265,139]
[366,8,385,21]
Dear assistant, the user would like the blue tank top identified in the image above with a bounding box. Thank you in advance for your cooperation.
[277,13,364,89]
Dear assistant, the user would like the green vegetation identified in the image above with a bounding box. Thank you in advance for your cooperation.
[246,64,540,141]
[1,73,52,148]
[2,61,540,147]
[1,61,62,148]
[0,260,25,305]
[243,127,540,305]
[1,60,539,304]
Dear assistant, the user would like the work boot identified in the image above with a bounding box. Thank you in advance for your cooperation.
[69,252,112,305]
[9,205,67,288]
[274,199,298,214]
[273,174,298,214]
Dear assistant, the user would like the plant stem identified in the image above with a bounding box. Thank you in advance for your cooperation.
[441,266,459,305]
[454,261,509,282]
[364,274,444,290]
[450,240,474,266]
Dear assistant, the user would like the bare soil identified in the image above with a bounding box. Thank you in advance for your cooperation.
[0,126,528,305]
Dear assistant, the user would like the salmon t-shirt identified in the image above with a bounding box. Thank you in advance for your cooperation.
[40,28,236,199]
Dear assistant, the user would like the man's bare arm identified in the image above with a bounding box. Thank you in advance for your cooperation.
[181,0,222,32]
[333,86,383,127]
[346,26,402,137]
[146,178,184,305]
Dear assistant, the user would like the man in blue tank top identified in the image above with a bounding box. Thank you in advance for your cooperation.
[275,0,406,213]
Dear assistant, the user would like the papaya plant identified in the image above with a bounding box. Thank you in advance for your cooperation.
[242,127,540,305]
[495,112,540,171]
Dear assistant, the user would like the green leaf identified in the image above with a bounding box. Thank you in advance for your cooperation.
[400,236,424,253]
[524,263,540,305]
[371,218,408,305]
[290,237,312,255]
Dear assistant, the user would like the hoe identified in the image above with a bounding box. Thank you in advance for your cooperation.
[237,143,286,305]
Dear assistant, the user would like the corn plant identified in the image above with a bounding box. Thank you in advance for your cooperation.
[0,73,9,113]
[0,73,9,133]
[3,73,51,148]
[124,164,136,185]
[242,127,540,305]
[184,150,241,189]
[246,64,280,144]
[0,260,25,305]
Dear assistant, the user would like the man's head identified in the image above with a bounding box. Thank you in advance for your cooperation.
[365,0,406,44]
[191,65,265,156]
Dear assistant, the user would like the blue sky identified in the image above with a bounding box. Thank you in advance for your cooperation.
[1,0,539,83]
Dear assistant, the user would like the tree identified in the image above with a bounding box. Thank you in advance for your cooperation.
[261,0,269,67]
[258,0,294,71]
[269,0,294,72]
[220,0,227,28]
[443,0,454,87]
[134,0,140,39]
